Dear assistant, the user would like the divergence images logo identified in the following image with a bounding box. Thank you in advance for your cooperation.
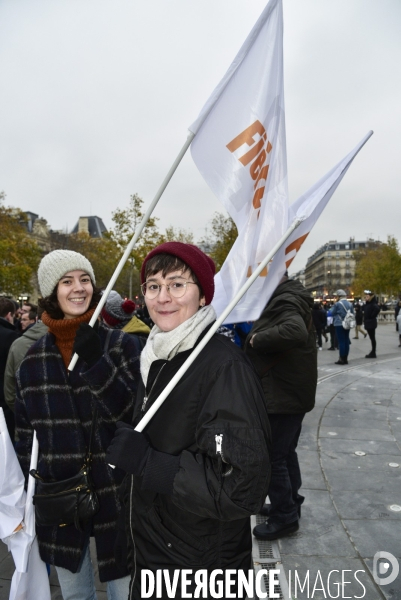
[373,551,399,586]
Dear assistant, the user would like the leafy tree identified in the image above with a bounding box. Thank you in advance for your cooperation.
[201,212,238,271]
[352,236,401,298]
[109,194,162,270]
[0,192,42,296]
[107,194,194,297]
[160,226,194,244]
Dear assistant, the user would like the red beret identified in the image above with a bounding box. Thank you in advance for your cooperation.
[141,242,216,305]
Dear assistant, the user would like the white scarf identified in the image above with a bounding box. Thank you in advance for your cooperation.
[140,305,216,385]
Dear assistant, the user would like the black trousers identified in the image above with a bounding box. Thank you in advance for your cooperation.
[367,328,376,353]
[267,413,305,525]
[329,324,338,349]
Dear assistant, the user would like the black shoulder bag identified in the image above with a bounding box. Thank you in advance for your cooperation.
[30,408,100,530]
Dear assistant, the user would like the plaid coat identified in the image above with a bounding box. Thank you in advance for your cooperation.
[15,324,140,582]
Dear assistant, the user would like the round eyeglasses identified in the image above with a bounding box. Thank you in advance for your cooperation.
[141,280,198,299]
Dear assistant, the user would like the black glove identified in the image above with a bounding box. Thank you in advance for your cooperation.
[106,422,180,495]
[73,323,103,368]
[106,422,150,475]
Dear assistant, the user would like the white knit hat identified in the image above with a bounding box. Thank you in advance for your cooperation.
[38,250,96,298]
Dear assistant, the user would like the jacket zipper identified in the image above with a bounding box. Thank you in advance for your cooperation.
[215,434,223,456]
[141,363,166,413]
[215,434,233,477]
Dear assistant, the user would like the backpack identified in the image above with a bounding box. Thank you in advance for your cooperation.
[339,301,356,330]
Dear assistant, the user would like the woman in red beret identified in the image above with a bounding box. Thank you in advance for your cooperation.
[107,242,271,599]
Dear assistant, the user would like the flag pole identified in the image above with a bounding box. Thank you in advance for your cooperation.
[134,217,302,432]
[68,131,195,371]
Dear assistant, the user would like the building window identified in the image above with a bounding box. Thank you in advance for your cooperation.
[336,252,340,258]
[355,243,359,249]
[335,244,340,250]
[345,251,350,258]
[345,244,349,250]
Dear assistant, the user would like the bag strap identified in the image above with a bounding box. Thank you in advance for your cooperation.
[339,300,349,315]
[104,328,113,352]
[86,407,98,465]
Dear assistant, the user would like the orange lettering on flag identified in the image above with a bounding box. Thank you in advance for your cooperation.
[252,187,264,209]
[259,264,268,277]
[226,121,266,153]
[254,164,269,190]
[227,120,273,213]
[250,149,267,179]
[284,233,309,268]
[239,137,266,167]
[246,263,268,278]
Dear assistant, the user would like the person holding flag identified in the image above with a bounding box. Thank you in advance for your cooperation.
[106,242,271,599]
[14,249,142,600]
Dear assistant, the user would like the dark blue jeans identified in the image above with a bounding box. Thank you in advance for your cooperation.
[335,325,350,357]
[267,413,305,525]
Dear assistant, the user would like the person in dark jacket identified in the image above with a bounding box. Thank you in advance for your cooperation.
[245,276,317,541]
[0,298,20,441]
[4,314,48,414]
[311,302,327,350]
[353,304,367,340]
[15,250,142,600]
[106,242,271,600]
[326,306,338,351]
[362,290,381,358]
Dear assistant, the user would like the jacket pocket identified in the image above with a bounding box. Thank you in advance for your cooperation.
[148,506,208,565]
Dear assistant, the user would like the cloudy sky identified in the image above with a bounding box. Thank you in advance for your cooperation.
[1,0,400,272]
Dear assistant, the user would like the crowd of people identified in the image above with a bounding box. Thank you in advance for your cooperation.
[303,290,400,365]
[0,244,400,600]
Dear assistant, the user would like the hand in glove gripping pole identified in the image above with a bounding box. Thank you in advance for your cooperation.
[107,422,151,475]
[106,422,180,495]
[73,323,103,367]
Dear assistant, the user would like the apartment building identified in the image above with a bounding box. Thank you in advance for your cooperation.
[304,238,379,300]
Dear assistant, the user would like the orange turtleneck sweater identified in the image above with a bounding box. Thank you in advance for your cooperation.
[41,307,97,368]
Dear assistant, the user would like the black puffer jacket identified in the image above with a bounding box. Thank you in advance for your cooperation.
[245,279,317,414]
[122,327,271,599]
[363,296,380,329]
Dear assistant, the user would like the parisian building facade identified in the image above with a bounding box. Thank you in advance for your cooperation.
[304,238,378,300]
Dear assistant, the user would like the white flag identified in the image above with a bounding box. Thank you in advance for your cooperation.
[0,409,26,541]
[257,130,374,307]
[189,0,288,322]
[0,412,51,600]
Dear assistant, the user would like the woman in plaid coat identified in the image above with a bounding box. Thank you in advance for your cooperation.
[15,250,141,600]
